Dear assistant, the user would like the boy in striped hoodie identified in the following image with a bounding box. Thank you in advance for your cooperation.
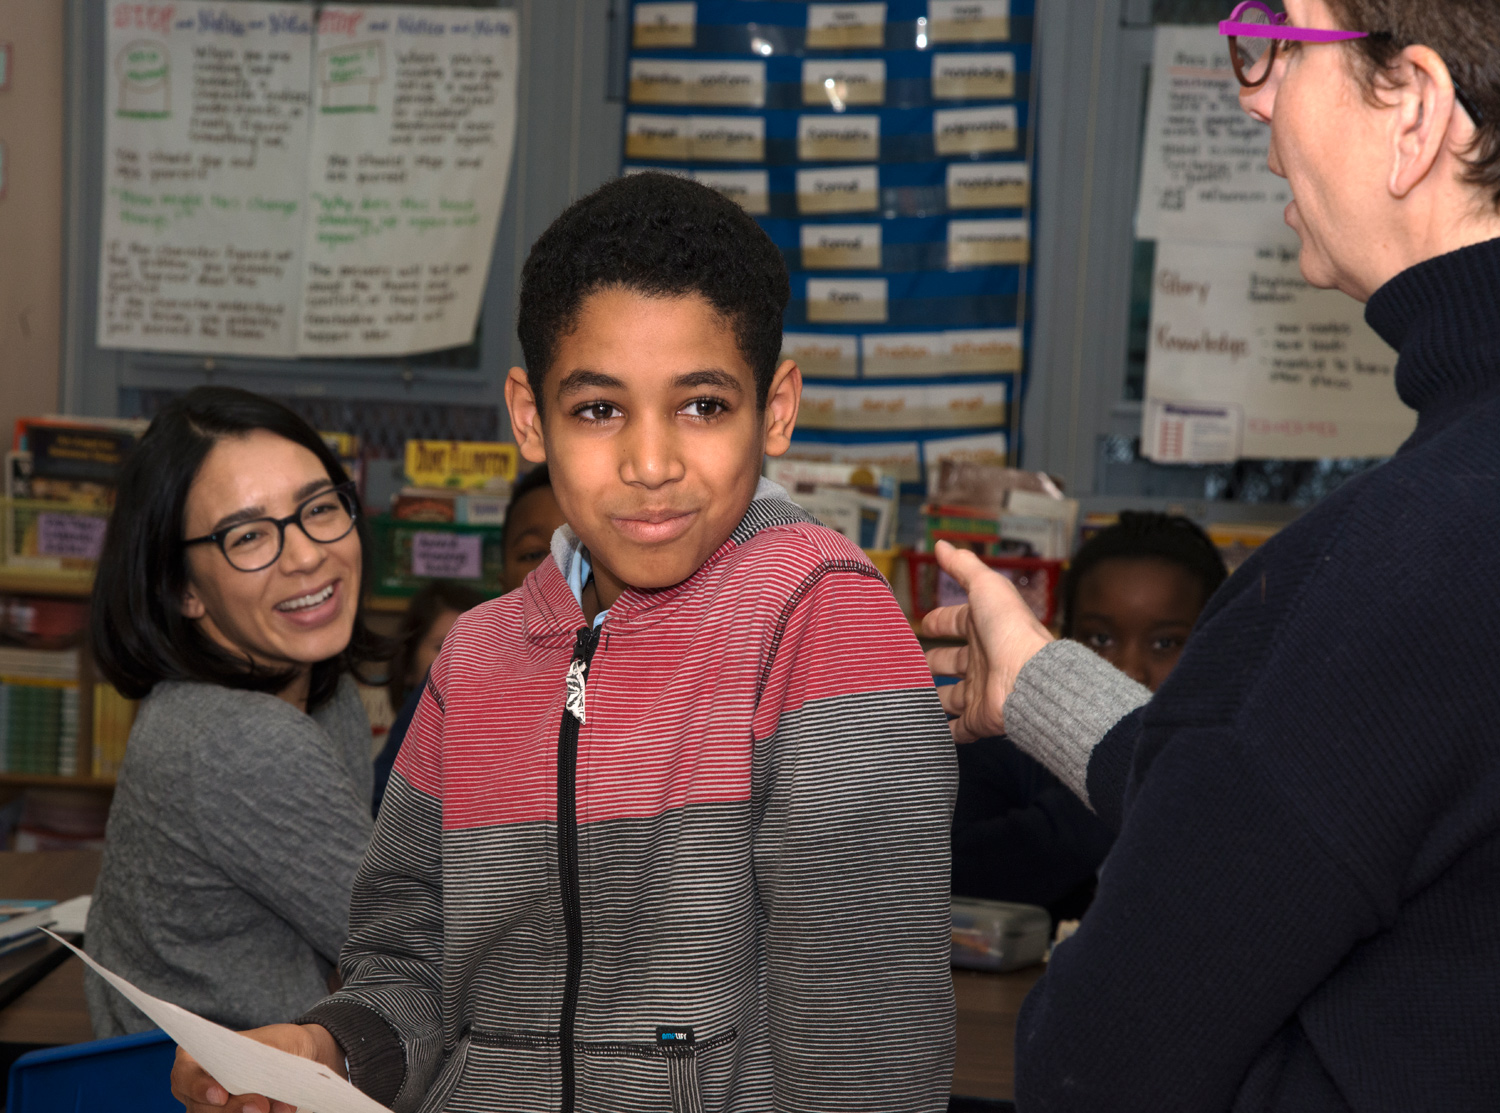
[173,173,957,1113]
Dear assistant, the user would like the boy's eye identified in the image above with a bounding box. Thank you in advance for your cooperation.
[575,401,622,422]
[682,397,727,419]
[1084,632,1113,650]
[1151,637,1185,653]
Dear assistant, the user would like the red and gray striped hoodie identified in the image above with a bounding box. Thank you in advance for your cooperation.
[303,484,958,1112]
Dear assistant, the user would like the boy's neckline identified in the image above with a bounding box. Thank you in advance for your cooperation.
[539,478,805,634]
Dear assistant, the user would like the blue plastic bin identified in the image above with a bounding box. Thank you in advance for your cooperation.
[7,1029,177,1113]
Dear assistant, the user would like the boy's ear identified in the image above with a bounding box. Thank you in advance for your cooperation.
[761,359,801,458]
[505,366,549,465]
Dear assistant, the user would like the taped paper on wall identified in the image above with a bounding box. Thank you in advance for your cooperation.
[806,4,887,49]
[1135,26,1294,244]
[803,60,886,107]
[796,166,880,214]
[99,2,519,359]
[928,0,1010,43]
[1143,240,1415,459]
[633,2,695,48]
[1143,400,1243,463]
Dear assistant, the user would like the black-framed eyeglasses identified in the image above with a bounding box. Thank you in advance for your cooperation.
[183,482,360,572]
[1220,1,1485,127]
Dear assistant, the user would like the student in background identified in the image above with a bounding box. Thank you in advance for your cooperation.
[173,172,955,1113]
[499,463,565,592]
[385,581,486,715]
[1061,512,1228,692]
[951,513,1227,922]
[371,465,566,814]
[85,387,387,1037]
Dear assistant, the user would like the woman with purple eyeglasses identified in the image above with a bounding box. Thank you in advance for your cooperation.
[927,0,1500,1108]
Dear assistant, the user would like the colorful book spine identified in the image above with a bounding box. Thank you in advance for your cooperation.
[91,683,138,779]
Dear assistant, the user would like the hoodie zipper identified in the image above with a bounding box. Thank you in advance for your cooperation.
[558,624,600,1113]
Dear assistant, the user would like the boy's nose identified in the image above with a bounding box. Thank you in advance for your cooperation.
[1115,644,1152,690]
[618,419,686,488]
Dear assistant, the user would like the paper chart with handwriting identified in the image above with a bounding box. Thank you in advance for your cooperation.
[1143,240,1413,460]
[47,930,391,1113]
[1134,26,1293,244]
[98,1,518,358]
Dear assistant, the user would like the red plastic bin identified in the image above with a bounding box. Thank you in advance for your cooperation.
[906,552,1063,626]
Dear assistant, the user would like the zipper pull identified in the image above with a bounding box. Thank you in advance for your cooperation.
[565,626,599,724]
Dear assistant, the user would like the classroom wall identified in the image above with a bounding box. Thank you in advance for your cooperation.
[0,1,65,442]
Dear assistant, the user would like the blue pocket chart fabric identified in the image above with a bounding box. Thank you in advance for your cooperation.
[626,0,1037,484]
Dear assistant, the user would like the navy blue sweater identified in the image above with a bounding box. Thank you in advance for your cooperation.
[1015,240,1500,1111]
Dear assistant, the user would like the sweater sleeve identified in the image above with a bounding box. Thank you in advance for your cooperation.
[190,693,373,966]
[1003,638,1151,827]
[751,563,957,1113]
[298,677,450,1111]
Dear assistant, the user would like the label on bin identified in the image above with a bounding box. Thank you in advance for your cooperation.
[36,513,107,560]
[411,531,482,579]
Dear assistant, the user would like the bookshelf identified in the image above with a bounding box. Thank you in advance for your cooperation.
[0,566,411,794]
[0,569,92,599]
[0,567,107,792]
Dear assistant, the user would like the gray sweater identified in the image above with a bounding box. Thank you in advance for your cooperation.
[85,676,373,1037]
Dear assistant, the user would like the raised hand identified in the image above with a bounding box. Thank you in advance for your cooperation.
[921,540,1054,743]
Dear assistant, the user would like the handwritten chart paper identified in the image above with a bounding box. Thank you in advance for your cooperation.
[1143,241,1414,460]
[100,4,315,355]
[1134,26,1293,245]
[48,930,392,1113]
[299,7,518,355]
[98,2,518,358]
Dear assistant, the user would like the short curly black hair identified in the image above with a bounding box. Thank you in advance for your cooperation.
[1060,511,1229,638]
[517,172,790,411]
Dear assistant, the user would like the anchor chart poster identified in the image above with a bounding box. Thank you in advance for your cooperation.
[98,2,518,358]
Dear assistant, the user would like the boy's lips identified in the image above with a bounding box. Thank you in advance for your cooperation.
[610,509,698,545]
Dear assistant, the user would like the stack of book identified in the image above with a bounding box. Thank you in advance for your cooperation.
[923,460,1079,561]
[766,460,899,552]
[0,647,80,776]
[6,415,144,571]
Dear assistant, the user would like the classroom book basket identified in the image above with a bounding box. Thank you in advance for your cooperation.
[7,1028,177,1113]
[368,513,506,599]
[906,552,1063,626]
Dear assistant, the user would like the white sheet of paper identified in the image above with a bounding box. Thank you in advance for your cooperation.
[1134,26,1294,245]
[1142,240,1414,459]
[48,894,92,935]
[45,930,391,1113]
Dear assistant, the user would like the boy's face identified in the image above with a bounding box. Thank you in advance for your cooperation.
[505,288,800,605]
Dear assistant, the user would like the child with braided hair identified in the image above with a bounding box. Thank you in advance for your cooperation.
[951,512,1228,922]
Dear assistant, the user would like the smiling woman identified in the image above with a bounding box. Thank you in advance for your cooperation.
[81,386,389,1039]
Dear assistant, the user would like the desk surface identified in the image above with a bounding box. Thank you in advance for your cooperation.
[0,850,1042,1100]
[953,964,1043,1101]
[0,850,101,1046]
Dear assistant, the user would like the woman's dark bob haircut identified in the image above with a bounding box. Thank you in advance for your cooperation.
[91,386,388,709]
